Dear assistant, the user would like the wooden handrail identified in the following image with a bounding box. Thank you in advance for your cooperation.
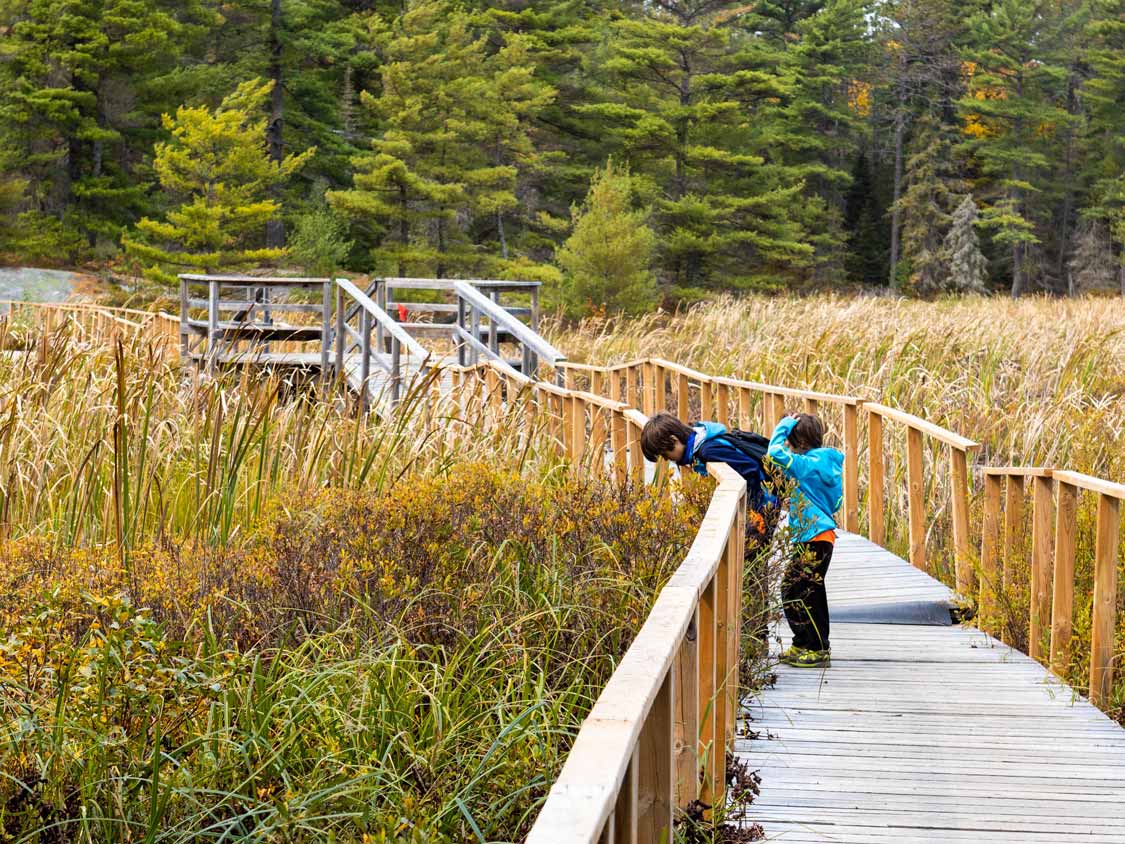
[454,281,565,364]
[864,401,979,594]
[336,278,430,362]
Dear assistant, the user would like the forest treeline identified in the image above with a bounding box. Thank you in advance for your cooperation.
[1,0,1123,310]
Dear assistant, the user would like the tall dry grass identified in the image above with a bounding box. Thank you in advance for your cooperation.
[558,294,1125,718]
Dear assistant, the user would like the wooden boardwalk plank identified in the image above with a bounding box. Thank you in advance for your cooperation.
[737,532,1125,842]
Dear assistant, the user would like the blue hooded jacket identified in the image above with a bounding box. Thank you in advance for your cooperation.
[766,417,844,544]
[679,422,777,511]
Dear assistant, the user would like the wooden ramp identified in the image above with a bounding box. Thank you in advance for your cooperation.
[739,532,1125,842]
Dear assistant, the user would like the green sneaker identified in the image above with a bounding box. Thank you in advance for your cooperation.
[779,645,809,665]
[788,648,831,668]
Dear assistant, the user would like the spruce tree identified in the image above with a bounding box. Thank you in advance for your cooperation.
[1067,218,1116,293]
[123,79,313,283]
[958,0,1071,296]
[843,153,887,285]
[943,195,989,293]
[555,159,657,317]
[895,114,966,295]
[579,1,811,295]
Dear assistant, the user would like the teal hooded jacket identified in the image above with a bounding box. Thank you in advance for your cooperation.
[766,417,844,543]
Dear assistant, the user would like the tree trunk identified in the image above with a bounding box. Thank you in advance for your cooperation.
[497,210,508,260]
[1011,241,1023,298]
[266,0,285,250]
[888,113,905,287]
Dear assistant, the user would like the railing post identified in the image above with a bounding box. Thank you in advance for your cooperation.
[178,276,189,360]
[1050,479,1077,675]
[1090,493,1120,708]
[737,387,751,430]
[612,411,628,485]
[716,383,730,427]
[701,379,714,421]
[979,473,1002,636]
[867,410,885,545]
[844,402,860,533]
[470,303,482,365]
[636,672,674,843]
[334,282,345,382]
[724,498,745,746]
[321,279,332,377]
[629,420,645,486]
[359,308,372,416]
[698,573,719,809]
[625,366,637,409]
[391,337,402,407]
[488,289,501,358]
[571,397,587,466]
[613,747,639,844]
[951,447,972,595]
[677,372,690,421]
[673,609,699,807]
[655,365,667,415]
[456,294,467,367]
[1029,475,1054,662]
[906,425,926,571]
[376,279,388,353]
[1001,475,1025,645]
[207,279,220,371]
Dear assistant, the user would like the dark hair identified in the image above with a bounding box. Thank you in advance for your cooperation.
[787,413,825,453]
[641,413,693,462]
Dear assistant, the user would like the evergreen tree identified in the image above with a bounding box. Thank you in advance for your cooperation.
[123,79,313,283]
[580,1,812,296]
[330,1,555,279]
[1082,0,1125,294]
[943,194,989,293]
[958,0,1071,296]
[555,159,656,317]
[0,0,207,250]
[289,204,354,278]
[775,0,873,279]
[895,114,966,294]
[842,152,887,285]
[1067,218,1116,293]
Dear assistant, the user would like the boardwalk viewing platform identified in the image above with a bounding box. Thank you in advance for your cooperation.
[2,281,1123,843]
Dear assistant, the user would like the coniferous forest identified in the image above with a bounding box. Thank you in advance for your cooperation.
[1,0,1124,311]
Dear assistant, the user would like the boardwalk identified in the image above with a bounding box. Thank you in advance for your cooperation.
[741,532,1125,842]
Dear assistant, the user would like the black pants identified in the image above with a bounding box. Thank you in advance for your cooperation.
[782,540,833,651]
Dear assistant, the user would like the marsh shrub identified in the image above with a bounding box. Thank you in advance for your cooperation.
[0,464,709,841]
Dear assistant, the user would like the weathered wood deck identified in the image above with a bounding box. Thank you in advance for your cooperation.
[740,531,1125,842]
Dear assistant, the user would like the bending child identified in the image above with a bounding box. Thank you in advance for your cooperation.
[640,413,777,551]
[767,412,843,668]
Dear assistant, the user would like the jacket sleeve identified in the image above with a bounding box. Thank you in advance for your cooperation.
[767,417,814,482]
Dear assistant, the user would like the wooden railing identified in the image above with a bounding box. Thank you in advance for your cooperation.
[444,359,747,842]
[863,403,980,595]
[5,300,1125,834]
[1,300,179,353]
[333,278,432,412]
[979,466,1125,707]
[452,281,564,377]
[558,358,862,529]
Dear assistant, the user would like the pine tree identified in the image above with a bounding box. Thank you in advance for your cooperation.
[123,79,313,283]
[579,1,812,296]
[0,0,206,250]
[958,0,1071,297]
[896,114,966,295]
[943,194,989,293]
[775,0,873,278]
[329,1,555,279]
[555,160,656,317]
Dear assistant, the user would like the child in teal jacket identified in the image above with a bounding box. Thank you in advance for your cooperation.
[767,413,843,667]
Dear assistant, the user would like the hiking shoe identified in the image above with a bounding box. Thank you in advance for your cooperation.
[779,645,810,665]
[788,649,831,668]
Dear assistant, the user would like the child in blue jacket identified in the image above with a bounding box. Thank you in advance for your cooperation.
[640,413,778,550]
[767,413,843,668]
